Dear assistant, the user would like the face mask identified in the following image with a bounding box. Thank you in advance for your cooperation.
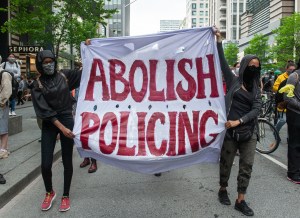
[244,65,261,84]
[8,57,15,63]
[235,68,239,74]
[42,62,55,75]
[287,70,294,75]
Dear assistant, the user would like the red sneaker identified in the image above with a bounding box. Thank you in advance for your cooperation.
[41,191,56,211]
[59,196,70,212]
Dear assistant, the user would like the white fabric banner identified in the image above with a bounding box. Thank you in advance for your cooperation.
[74,27,226,174]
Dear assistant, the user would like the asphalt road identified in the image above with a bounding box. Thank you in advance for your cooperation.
[0,110,298,218]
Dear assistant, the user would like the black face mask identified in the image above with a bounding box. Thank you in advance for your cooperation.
[244,65,261,81]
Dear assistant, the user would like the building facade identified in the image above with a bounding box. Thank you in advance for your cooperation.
[185,0,210,28]
[104,0,130,37]
[160,20,182,32]
[239,0,295,51]
[209,0,247,41]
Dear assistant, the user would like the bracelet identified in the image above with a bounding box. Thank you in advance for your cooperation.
[239,118,244,124]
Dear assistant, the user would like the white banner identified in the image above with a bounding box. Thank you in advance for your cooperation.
[74,27,226,174]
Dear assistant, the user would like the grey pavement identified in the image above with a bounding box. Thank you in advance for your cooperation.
[0,101,61,209]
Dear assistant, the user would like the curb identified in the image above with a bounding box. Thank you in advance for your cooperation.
[0,147,61,209]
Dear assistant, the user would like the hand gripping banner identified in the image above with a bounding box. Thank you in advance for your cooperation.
[74,27,226,174]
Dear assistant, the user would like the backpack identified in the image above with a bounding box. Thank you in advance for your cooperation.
[0,70,19,99]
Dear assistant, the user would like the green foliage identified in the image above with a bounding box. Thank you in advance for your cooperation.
[244,33,270,69]
[224,42,239,66]
[1,0,116,57]
[272,13,300,68]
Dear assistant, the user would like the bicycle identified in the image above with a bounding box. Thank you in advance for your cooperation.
[256,117,281,154]
[260,92,277,125]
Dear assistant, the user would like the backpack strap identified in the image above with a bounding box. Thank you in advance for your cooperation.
[59,72,68,85]
[36,77,43,89]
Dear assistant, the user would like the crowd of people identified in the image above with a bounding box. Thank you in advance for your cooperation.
[0,27,300,217]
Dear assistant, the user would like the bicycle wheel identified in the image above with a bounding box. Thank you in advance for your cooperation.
[256,118,280,154]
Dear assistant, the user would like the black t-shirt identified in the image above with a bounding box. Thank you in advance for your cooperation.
[227,87,253,121]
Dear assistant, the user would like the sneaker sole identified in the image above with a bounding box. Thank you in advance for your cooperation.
[287,177,300,184]
[59,207,70,212]
[41,194,56,211]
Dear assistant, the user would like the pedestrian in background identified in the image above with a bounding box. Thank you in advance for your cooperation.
[0,62,12,162]
[215,27,261,217]
[273,61,296,135]
[280,59,300,184]
[0,53,20,116]
[17,76,25,105]
[31,50,82,212]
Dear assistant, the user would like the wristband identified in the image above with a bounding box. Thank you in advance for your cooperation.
[239,118,244,124]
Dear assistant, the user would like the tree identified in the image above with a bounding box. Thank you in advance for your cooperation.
[224,42,239,66]
[0,0,117,58]
[272,13,300,68]
[244,33,271,69]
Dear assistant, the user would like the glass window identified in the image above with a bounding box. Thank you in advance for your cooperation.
[205,3,208,8]
[199,11,204,16]
[233,3,237,12]
[192,3,196,9]
[239,3,244,13]
[232,27,237,40]
[205,11,208,16]
[199,18,204,23]
[192,18,196,24]
[192,10,197,16]
[232,15,237,25]
[200,3,204,8]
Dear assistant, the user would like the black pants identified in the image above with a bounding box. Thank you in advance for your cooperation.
[286,110,300,178]
[41,115,74,196]
[17,91,24,105]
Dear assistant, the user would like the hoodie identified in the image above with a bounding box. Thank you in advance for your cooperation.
[217,42,262,125]
[31,50,82,122]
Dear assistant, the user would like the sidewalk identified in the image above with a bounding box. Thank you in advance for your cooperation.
[0,101,61,209]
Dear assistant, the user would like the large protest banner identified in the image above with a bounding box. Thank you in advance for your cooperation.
[73,27,226,174]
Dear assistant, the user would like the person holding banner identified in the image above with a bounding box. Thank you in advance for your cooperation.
[215,28,262,216]
[31,49,83,212]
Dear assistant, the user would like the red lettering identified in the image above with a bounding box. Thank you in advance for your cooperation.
[136,112,147,156]
[148,59,165,101]
[147,112,167,156]
[196,55,219,99]
[176,59,196,101]
[166,60,177,100]
[99,112,118,154]
[166,112,177,156]
[117,112,136,156]
[200,110,219,148]
[129,60,148,102]
[85,58,109,101]
[109,59,130,101]
[80,112,100,150]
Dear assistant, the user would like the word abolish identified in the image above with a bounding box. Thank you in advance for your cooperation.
[84,54,219,102]
[79,110,219,157]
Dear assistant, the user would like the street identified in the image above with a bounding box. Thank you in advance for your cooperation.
[0,106,298,218]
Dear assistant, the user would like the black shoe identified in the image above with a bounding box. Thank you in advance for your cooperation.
[154,173,161,177]
[0,174,6,184]
[234,200,254,216]
[218,190,231,205]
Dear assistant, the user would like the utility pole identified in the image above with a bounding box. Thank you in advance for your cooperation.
[122,0,138,36]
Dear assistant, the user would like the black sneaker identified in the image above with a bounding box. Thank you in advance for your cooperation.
[234,200,254,216]
[218,190,231,205]
[0,174,6,184]
[154,173,161,177]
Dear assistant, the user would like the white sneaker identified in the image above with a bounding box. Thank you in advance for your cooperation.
[11,111,16,116]
[9,111,12,116]
[0,150,9,159]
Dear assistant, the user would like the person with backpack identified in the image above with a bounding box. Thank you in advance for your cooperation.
[0,53,21,116]
[273,61,296,134]
[215,28,262,216]
[0,64,12,160]
[279,61,300,184]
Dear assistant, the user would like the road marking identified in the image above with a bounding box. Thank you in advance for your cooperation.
[257,152,287,170]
